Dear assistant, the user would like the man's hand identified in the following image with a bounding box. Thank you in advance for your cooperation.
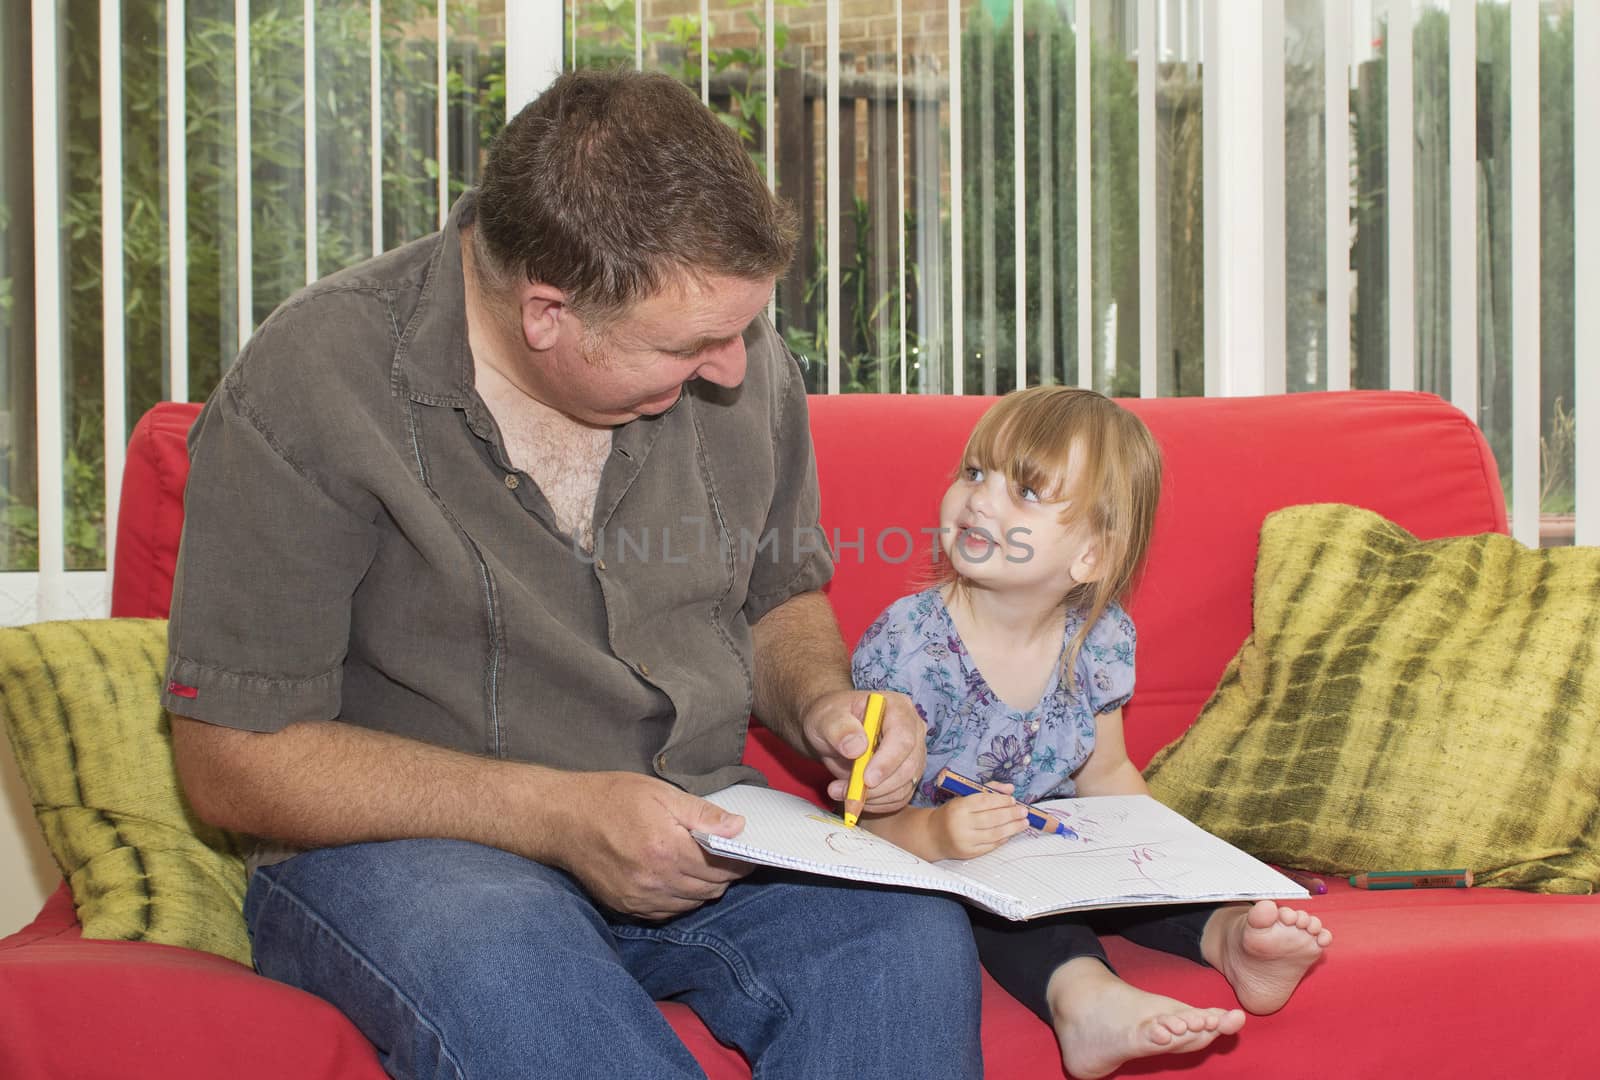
[549,772,753,920]
[930,785,1029,860]
[802,690,926,815]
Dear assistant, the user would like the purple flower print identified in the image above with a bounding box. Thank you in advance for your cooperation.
[977,734,1028,782]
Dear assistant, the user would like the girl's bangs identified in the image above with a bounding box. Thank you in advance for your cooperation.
[965,402,1082,504]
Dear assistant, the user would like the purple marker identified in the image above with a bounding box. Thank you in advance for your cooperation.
[1275,867,1328,895]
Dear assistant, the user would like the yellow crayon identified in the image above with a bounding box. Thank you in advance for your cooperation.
[842,693,886,827]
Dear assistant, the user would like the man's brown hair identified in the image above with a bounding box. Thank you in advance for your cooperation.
[474,69,797,324]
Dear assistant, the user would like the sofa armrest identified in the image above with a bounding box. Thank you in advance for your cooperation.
[0,887,385,1080]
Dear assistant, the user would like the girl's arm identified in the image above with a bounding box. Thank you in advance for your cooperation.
[1070,707,1151,797]
[864,793,1029,861]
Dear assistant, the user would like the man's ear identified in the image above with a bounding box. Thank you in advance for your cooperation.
[520,282,570,352]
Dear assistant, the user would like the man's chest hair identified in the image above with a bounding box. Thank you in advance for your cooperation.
[497,408,612,551]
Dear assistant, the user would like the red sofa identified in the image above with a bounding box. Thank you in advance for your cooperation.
[4,390,1595,1079]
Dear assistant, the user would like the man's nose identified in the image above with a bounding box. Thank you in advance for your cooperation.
[695,337,748,388]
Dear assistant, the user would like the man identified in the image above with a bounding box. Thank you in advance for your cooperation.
[163,69,981,1078]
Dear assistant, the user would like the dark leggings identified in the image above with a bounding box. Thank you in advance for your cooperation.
[969,904,1216,1022]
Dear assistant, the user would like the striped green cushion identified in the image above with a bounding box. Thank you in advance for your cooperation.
[0,619,251,963]
[1145,503,1600,894]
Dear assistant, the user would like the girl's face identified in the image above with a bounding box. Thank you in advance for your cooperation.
[938,459,1101,596]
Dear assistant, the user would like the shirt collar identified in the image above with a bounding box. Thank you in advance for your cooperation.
[396,190,478,407]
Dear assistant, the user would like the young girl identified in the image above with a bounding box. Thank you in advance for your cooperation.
[851,386,1332,1080]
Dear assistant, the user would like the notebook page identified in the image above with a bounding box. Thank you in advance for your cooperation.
[696,785,1016,914]
[939,795,1307,917]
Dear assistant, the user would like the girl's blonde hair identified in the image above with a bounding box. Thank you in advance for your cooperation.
[938,386,1163,676]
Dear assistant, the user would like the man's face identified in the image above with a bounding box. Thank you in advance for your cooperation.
[538,273,775,427]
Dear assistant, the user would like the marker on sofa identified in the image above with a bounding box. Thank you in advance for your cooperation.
[1274,867,1328,895]
[933,767,1079,838]
[1349,869,1473,890]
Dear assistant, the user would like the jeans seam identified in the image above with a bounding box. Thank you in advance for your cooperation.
[609,923,790,1017]
[254,873,469,1080]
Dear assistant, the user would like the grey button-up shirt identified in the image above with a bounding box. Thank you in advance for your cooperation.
[164,193,833,799]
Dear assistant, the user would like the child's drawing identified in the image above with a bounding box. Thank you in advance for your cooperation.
[810,814,924,864]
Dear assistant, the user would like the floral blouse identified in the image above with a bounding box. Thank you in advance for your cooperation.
[850,587,1136,808]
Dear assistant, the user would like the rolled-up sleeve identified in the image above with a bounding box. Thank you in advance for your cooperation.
[164,385,379,731]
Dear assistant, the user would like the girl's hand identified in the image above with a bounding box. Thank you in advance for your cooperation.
[931,784,1030,860]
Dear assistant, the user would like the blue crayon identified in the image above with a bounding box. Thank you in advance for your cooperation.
[933,767,1079,839]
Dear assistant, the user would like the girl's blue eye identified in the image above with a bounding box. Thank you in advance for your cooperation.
[964,465,985,482]
[1018,485,1040,503]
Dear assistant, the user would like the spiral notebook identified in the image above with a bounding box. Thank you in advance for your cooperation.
[694,785,1307,921]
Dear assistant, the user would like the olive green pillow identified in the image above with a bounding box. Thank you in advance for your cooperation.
[1145,504,1600,894]
[0,619,252,963]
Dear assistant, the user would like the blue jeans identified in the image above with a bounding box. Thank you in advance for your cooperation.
[244,839,982,1080]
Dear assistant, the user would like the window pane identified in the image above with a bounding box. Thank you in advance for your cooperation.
[960,0,1014,395]
[842,3,906,394]
[1476,1,1511,501]
[381,2,442,252]
[852,19,905,393]
[448,2,507,198]
[904,3,953,394]
[769,2,830,393]
[1350,1,1389,388]
[1539,0,1574,543]
[1090,0,1137,395]
[314,5,379,279]
[1155,0,1202,396]
[1025,0,1077,389]
[250,1,311,330]
[1414,1,1450,399]
[187,0,243,397]
[62,5,106,570]
[1,2,36,572]
[1285,0,1328,391]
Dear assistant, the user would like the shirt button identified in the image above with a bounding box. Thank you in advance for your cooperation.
[638,662,651,677]
[504,474,519,489]
[1022,753,1032,764]
[596,559,606,571]
[655,753,668,771]
[1029,720,1040,732]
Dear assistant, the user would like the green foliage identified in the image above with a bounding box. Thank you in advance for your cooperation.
[2,0,505,570]
[786,200,922,395]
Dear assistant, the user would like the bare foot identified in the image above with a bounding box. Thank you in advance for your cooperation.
[1047,957,1247,1079]
[1202,899,1332,1015]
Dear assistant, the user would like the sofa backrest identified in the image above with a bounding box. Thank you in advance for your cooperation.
[116,390,1505,791]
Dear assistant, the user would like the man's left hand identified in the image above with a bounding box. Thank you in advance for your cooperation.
[801,690,925,814]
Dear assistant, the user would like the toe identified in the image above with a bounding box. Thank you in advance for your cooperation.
[1247,900,1279,929]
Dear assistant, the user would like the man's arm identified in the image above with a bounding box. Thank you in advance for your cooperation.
[749,590,924,813]
[171,716,748,920]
